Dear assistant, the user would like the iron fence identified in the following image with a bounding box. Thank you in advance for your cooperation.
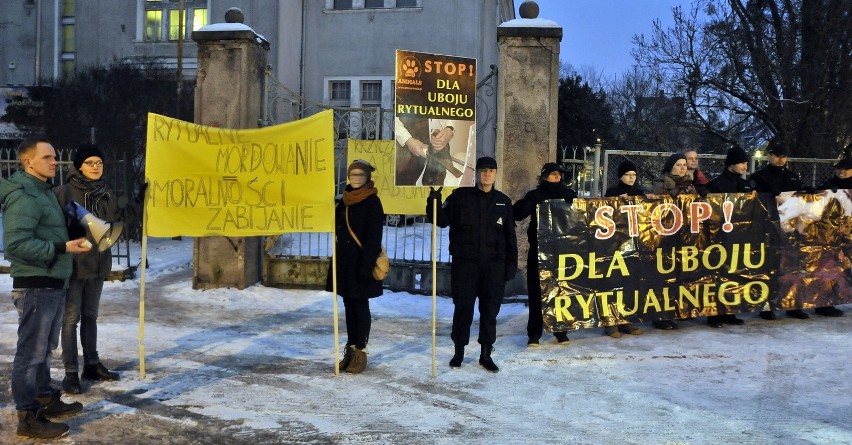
[601,150,838,195]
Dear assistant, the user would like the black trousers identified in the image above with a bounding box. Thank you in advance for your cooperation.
[342,298,371,349]
[526,250,566,341]
[450,259,505,347]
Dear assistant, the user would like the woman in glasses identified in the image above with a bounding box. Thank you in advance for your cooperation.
[54,144,141,394]
[325,159,385,374]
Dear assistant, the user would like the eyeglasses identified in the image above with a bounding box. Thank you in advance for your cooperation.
[83,161,104,167]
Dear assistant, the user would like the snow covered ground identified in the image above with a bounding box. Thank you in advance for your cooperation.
[1,236,850,444]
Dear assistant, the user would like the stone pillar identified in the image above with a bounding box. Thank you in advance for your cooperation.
[190,8,269,289]
[496,1,562,287]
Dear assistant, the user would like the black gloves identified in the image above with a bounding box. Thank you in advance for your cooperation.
[135,182,148,203]
[428,186,443,202]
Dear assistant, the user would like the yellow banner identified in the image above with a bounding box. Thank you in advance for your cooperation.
[144,111,335,236]
[347,139,451,215]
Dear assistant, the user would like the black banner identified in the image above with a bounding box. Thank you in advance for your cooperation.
[538,191,852,331]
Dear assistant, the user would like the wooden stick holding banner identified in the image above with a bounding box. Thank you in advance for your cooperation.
[138,192,148,379]
[431,196,438,378]
[332,227,340,375]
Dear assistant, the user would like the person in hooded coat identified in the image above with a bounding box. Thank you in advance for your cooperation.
[513,162,575,346]
[54,144,142,394]
[325,160,384,374]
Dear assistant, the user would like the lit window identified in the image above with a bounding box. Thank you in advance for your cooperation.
[143,0,207,42]
[190,8,208,32]
[168,9,183,40]
[145,10,162,42]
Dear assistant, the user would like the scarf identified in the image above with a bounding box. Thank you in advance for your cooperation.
[69,174,110,218]
[342,181,378,206]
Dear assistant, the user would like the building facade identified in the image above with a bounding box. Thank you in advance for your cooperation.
[2,0,514,148]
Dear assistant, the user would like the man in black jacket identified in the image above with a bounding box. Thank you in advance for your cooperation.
[427,156,517,373]
[749,139,809,320]
[706,147,751,327]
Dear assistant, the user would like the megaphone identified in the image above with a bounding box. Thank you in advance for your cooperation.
[65,201,124,252]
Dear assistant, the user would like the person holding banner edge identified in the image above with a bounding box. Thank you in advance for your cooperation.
[748,139,810,320]
[809,156,852,318]
[325,159,385,374]
[427,156,517,373]
[651,153,697,329]
[513,162,575,346]
[601,160,646,337]
[54,144,143,394]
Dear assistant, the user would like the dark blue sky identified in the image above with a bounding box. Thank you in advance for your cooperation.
[531,0,688,78]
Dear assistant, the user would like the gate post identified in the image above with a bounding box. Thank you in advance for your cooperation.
[496,1,562,288]
[190,8,269,289]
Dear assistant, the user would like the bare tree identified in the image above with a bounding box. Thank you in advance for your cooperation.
[633,0,852,158]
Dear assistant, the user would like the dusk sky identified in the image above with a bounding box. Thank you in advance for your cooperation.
[530,0,690,78]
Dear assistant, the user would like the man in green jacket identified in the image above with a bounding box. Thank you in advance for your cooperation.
[0,138,92,439]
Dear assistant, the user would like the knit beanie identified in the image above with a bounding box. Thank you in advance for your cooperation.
[661,153,686,174]
[617,160,637,178]
[539,162,564,179]
[724,147,750,166]
[835,157,852,170]
[73,144,106,171]
[348,159,376,181]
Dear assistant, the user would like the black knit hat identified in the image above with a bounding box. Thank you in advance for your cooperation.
[539,162,564,179]
[73,144,106,171]
[725,147,750,166]
[475,156,498,170]
[834,157,852,170]
[767,138,789,156]
[661,153,686,174]
[617,160,637,178]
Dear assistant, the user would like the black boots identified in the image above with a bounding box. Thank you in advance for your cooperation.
[36,391,83,418]
[479,345,499,373]
[82,362,120,381]
[449,345,464,368]
[786,309,810,319]
[63,372,82,394]
[815,306,843,317]
[17,409,69,439]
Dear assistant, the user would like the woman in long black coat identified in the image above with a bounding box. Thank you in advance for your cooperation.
[513,162,575,346]
[325,160,384,373]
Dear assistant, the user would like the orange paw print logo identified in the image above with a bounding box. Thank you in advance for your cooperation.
[401,58,420,78]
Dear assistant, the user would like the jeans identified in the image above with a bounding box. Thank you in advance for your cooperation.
[11,287,66,411]
[62,278,105,372]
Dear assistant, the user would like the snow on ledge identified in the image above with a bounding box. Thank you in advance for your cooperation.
[499,17,560,28]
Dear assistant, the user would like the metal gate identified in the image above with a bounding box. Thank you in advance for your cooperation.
[260,66,499,294]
